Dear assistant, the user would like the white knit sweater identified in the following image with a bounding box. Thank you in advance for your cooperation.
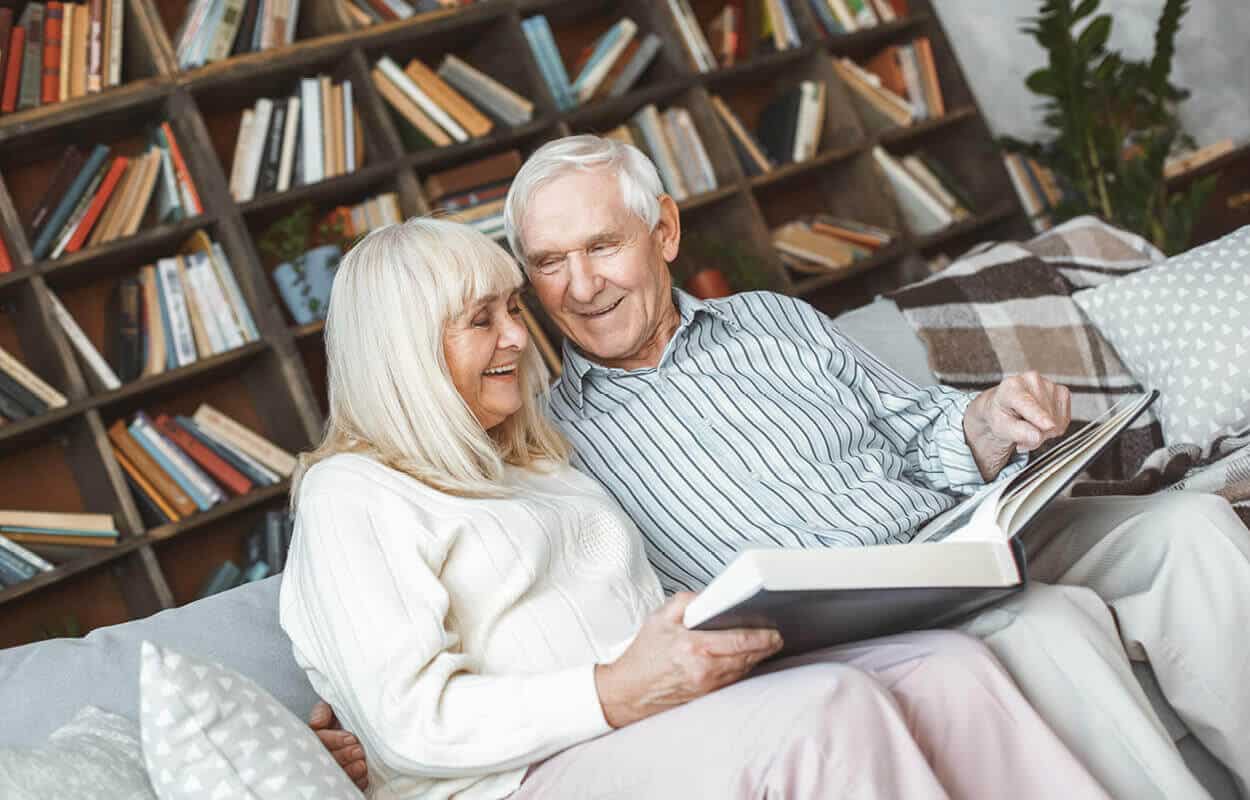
[279,453,665,800]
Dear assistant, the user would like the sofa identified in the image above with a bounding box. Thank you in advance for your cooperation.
[0,295,1239,799]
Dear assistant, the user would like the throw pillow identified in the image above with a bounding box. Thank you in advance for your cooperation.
[1073,225,1250,447]
[889,218,1165,479]
[139,640,363,800]
[0,705,156,800]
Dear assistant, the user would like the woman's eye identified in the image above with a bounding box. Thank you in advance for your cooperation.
[472,317,490,328]
[508,305,522,317]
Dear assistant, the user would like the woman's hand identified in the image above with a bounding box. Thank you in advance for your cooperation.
[593,592,783,728]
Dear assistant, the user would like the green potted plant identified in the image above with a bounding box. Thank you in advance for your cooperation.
[1001,0,1217,254]
[258,204,357,324]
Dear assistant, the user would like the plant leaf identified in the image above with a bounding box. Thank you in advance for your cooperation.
[1026,68,1061,96]
[1077,15,1112,56]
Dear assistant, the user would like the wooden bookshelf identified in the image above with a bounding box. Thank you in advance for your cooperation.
[0,0,1029,649]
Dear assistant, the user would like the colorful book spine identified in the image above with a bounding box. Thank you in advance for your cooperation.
[2,26,24,113]
[175,415,278,486]
[129,412,219,511]
[65,155,128,253]
[41,2,62,104]
[32,143,110,260]
[155,413,252,495]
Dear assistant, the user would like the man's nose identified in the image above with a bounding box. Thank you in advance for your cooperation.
[567,251,602,303]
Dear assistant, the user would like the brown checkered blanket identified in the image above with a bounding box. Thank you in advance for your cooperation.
[889,216,1165,480]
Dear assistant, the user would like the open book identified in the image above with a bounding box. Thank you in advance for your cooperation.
[684,391,1158,657]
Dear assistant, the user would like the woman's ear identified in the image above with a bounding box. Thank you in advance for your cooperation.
[654,195,682,264]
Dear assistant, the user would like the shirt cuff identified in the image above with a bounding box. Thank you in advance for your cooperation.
[930,393,1028,494]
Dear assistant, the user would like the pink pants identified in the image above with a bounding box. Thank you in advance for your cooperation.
[511,630,1107,800]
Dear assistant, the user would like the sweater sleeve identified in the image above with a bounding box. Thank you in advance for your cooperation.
[279,490,611,780]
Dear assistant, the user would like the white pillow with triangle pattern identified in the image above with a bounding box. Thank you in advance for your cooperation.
[138,640,363,800]
[1073,224,1250,448]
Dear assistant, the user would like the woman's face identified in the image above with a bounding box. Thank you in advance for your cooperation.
[443,291,529,431]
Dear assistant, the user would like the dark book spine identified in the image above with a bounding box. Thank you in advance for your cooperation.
[0,543,38,580]
[116,277,142,382]
[0,9,12,92]
[232,0,258,55]
[0,381,32,420]
[255,99,285,195]
[174,415,274,487]
[264,509,285,573]
[757,88,802,165]
[0,365,47,415]
[31,143,110,261]
[26,145,86,237]
[244,524,265,566]
[17,2,42,110]
[122,468,175,527]
[290,111,304,187]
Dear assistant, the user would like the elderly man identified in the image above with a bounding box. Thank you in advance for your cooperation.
[319,135,1249,798]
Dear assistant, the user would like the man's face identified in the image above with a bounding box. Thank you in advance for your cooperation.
[518,169,680,370]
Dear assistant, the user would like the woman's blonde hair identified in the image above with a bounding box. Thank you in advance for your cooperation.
[292,217,569,504]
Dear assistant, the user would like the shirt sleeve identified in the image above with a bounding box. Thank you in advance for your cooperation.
[809,304,1026,495]
[279,490,611,780]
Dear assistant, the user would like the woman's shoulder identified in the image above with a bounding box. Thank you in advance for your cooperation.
[298,453,416,505]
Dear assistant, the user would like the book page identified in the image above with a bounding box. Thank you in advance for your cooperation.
[912,481,1009,544]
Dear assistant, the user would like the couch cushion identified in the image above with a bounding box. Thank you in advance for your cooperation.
[832,297,938,387]
[888,217,1165,479]
[1073,225,1250,448]
[0,576,318,749]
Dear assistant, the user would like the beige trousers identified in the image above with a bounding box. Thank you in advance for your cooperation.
[961,491,1250,800]
[512,629,1108,800]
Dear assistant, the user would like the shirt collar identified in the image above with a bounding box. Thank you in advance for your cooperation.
[558,290,733,407]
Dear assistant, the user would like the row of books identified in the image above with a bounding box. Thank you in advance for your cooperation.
[772,215,894,275]
[0,509,118,588]
[522,15,660,111]
[1003,153,1063,234]
[197,509,292,599]
[670,0,802,72]
[339,0,469,28]
[873,146,975,236]
[109,404,295,528]
[228,76,362,203]
[372,53,532,152]
[809,0,908,36]
[0,1,125,115]
[0,344,68,426]
[271,192,402,325]
[26,125,203,263]
[427,150,521,243]
[708,85,824,178]
[604,105,719,203]
[173,0,301,70]
[50,231,260,392]
[833,38,944,129]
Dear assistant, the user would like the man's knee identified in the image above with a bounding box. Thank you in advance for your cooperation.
[1129,491,1248,561]
[962,583,1112,642]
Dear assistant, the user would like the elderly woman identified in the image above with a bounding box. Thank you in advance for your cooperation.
[279,218,1107,800]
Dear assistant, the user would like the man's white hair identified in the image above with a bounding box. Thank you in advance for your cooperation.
[504,134,665,262]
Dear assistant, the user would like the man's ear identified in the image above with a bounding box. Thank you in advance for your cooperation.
[654,195,682,264]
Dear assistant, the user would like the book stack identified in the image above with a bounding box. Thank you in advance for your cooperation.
[833,37,943,129]
[173,0,301,70]
[710,95,774,177]
[1003,154,1064,234]
[26,126,203,263]
[372,54,508,152]
[711,85,827,176]
[670,0,803,72]
[196,509,292,599]
[50,231,260,392]
[270,193,402,325]
[873,146,975,236]
[772,215,894,275]
[426,150,521,243]
[0,1,125,115]
[109,404,295,528]
[0,510,118,588]
[338,0,471,28]
[809,0,907,36]
[229,77,362,203]
[603,105,718,203]
[0,344,68,426]
[522,15,661,110]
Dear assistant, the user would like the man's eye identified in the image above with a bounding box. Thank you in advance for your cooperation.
[590,242,618,255]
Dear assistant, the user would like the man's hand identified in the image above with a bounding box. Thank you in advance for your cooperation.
[594,593,783,729]
[963,371,1071,481]
[309,701,369,792]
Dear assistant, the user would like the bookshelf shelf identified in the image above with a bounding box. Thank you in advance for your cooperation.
[0,0,1028,645]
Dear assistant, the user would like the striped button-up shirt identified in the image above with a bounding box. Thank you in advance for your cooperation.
[546,290,1004,594]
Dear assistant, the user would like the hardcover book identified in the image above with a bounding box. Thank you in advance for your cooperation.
[685,392,1158,658]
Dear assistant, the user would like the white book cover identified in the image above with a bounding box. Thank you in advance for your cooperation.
[209,242,260,342]
[239,97,273,202]
[575,19,637,102]
[157,257,199,368]
[0,345,67,407]
[285,0,300,44]
[59,5,73,100]
[276,95,300,192]
[827,0,859,32]
[183,257,227,354]
[438,55,533,124]
[193,404,297,476]
[342,81,355,173]
[229,108,256,200]
[377,56,467,143]
[192,253,246,350]
[793,81,825,163]
[258,0,275,49]
[48,293,121,391]
[381,0,414,19]
[196,421,280,484]
[190,0,225,67]
[662,108,715,195]
[107,0,124,86]
[175,0,214,62]
[666,0,712,72]
[0,535,54,572]
[634,104,688,200]
[154,146,183,224]
[206,0,246,63]
[300,77,323,184]
[901,155,964,215]
[898,45,929,119]
[872,147,951,235]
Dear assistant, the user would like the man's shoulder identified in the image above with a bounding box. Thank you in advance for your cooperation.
[703,290,822,332]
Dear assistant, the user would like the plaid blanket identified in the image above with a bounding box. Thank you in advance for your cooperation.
[890,216,1165,480]
[1072,423,1250,526]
